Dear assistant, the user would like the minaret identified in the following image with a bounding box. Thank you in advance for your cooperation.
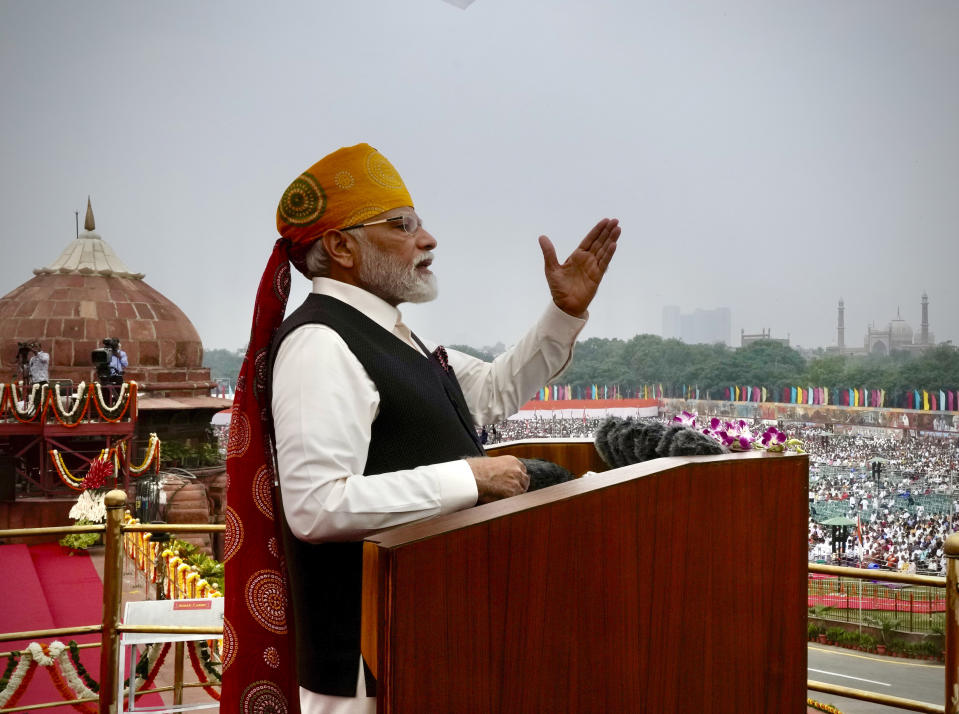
[837,298,845,351]
[84,196,95,231]
[920,292,929,345]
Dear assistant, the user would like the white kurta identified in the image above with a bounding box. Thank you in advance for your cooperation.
[272,277,586,713]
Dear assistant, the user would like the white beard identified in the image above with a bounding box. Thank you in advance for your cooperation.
[356,235,438,305]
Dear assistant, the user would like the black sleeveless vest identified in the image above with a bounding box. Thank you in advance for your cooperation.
[269,293,484,696]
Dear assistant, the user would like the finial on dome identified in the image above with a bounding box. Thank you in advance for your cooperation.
[84,197,95,231]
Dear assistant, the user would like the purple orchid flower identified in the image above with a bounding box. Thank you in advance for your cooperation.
[673,410,697,427]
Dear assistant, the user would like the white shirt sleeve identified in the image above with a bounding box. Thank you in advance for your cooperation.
[272,324,479,543]
[431,302,587,426]
[273,301,585,545]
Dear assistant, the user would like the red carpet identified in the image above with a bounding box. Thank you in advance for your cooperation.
[0,544,63,710]
[0,544,163,711]
[30,543,103,636]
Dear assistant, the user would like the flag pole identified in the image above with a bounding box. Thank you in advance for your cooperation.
[857,513,863,633]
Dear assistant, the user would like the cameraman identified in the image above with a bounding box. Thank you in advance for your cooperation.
[99,339,128,401]
[27,342,49,387]
[105,339,128,381]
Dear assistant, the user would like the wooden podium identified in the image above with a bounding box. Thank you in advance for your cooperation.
[362,448,808,713]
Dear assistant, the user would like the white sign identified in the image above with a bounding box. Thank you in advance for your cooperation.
[120,598,224,645]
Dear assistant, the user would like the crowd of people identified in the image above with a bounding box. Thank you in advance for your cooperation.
[481,414,959,575]
[794,425,959,480]
[808,511,955,576]
[802,430,958,575]
[482,417,605,443]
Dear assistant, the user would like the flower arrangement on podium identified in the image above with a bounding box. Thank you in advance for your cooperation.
[672,411,804,453]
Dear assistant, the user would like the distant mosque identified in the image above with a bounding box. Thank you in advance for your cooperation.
[831,293,934,356]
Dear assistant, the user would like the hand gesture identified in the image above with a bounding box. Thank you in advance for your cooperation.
[539,218,620,317]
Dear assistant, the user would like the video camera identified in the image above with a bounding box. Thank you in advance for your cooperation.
[91,338,121,382]
[15,341,37,367]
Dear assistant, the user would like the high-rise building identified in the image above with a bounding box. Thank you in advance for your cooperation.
[661,306,730,345]
[661,305,681,340]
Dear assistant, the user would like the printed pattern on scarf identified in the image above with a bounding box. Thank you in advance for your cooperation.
[222,239,299,713]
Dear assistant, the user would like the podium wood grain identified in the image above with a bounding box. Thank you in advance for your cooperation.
[362,448,808,713]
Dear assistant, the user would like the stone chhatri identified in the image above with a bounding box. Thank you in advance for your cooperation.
[34,198,145,280]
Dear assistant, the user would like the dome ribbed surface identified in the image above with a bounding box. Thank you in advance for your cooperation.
[33,231,144,280]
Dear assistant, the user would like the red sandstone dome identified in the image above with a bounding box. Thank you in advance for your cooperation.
[0,200,211,391]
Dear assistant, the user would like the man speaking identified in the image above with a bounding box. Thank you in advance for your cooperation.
[224,144,619,713]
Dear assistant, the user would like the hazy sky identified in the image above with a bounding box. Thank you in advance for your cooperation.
[2,1,957,353]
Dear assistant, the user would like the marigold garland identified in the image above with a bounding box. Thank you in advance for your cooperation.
[67,641,99,694]
[0,658,37,708]
[54,433,160,493]
[47,642,97,713]
[50,450,88,490]
[0,381,136,425]
[92,381,133,422]
[135,642,171,685]
[0,651,19,691]
[6,383,47,423]
[122,433,161,474]
[0,638,220,709]
[187,640,221,700]
[807,697,843,713]
[51,448,117,491]
[45,382,91,426]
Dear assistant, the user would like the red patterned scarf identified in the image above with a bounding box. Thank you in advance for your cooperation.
[221,238,300,713]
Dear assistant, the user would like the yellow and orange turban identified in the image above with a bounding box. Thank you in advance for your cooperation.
[277,143,413,275]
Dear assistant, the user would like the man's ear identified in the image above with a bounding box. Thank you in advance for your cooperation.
[322,229,357,270]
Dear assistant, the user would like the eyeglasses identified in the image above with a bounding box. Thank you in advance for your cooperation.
[339,213,421,235]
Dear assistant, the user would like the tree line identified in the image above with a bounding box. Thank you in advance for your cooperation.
[558,336,959,400]
[204,338,959,401]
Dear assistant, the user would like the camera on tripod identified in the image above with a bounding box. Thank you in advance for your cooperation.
[91,338,121,383]
[14,342,37,381]
[16,341,37,362]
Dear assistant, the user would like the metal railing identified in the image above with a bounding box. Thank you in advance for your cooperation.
[807,556,957,713]
[2,489,959,712]
[0,490,225,713]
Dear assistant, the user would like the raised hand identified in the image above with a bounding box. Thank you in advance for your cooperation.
[538,218,620,318]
